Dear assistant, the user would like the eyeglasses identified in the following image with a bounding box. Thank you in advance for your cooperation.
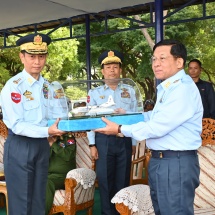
[150,55,179,64]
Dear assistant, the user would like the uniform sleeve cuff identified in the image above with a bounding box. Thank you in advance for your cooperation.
[121,125,132,138]
[87,131,95,145]
[131,138,137,146]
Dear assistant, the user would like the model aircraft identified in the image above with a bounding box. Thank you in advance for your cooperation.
[99,95,115,108]
[71,95,116,117]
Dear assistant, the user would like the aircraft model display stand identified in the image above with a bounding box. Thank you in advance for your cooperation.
[48,113,144,131]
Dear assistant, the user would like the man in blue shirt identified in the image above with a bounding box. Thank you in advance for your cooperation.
[87,50,136,215]
[1,33,66,215]
[95,40,203,215]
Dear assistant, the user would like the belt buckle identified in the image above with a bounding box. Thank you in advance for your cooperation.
[159,152,163,158]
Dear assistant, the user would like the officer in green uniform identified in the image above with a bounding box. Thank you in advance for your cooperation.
[46,133,76,215]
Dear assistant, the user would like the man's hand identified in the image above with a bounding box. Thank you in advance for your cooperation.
[114,108,126,114]
[47,136,57,147]
[90,146,99,160]
[94,117,119,135]
[132,145,136,155]
[48,118,67,137]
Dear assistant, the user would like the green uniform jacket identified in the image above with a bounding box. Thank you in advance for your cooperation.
[46,135,76,215]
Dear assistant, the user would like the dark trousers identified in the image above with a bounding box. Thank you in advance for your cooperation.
[4,134,50,215]
[148,153,200,215]
[95,133,132,215]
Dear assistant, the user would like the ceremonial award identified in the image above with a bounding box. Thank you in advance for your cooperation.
[48,78,144,131]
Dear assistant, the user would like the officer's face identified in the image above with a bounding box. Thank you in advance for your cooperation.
[102,63,122,79]
[19,52,47,79]
[188,62,201,79]
[152,45,183,80]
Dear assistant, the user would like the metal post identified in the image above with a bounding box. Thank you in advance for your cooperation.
[155,0,163,86]
[85,14,91,91]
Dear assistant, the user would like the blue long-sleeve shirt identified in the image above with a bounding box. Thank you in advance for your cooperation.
[87,82,137,145]
[1,69,50,137]
[122,70,203,150]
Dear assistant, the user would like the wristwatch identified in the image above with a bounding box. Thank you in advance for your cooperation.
[89,144,96,147]
[118,125,122,133]
[116,125,124,137]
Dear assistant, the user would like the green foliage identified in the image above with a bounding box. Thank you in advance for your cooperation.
[1,2,215,99]
[78,15,153,98]
[65,86,87,100]
[0,27,81,84]
[163,3,215,86]
[0,36,22,81]
[0,64,11,90]
[42,28,81,81]
[75,19,155,100]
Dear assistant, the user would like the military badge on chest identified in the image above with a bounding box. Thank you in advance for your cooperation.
[23,90,34,101]
[121,88,130,98]
[43,83,49,99]
[53,88,65,99]
[58,133,76,148]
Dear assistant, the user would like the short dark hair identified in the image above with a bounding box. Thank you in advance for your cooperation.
[188,59,202,67]
[153,39,187,66]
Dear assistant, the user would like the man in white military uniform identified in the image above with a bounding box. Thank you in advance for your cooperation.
[1,33,65,215]
[87,50,136,215]
[95,40,203,215]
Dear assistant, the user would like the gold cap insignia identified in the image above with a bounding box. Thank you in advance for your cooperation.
[99,50,123,65]
[33,35,43,45]
[17,33,51,55]
[108,51,115,57]
[101,56,121,65]
[20,34,48,54]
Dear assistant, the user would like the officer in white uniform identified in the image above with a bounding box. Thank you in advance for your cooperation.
[94,40,203,215]
[1,33,65,215]
[87,50,137,215]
